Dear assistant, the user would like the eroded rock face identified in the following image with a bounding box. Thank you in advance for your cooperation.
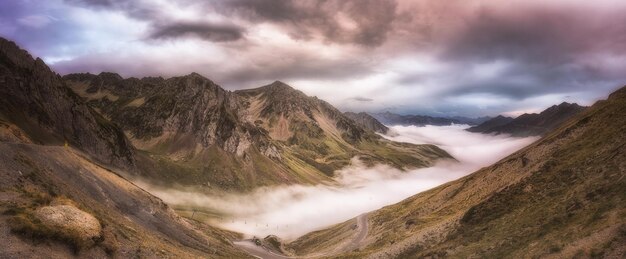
[64,72,278,159]
[35,205,102,241]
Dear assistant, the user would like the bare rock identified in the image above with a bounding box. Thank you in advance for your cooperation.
[35,205,102,241]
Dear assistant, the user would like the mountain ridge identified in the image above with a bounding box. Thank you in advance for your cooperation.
[63,70,451,190]
[468,102,586,136]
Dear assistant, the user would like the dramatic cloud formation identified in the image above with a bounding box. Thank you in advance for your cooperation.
[0,0,624,116]
[137,125,538,239]
[149,21,245,42]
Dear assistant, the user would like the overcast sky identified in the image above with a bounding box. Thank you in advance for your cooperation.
[1,0,625,117]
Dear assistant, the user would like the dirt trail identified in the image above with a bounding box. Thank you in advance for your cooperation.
[234,213,369,259]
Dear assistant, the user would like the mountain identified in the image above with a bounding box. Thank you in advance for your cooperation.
[62,76,450,190]
[0,38,249,258]
[234,81,450,173]
[343,112,389,134]
[468,102,586,136]
[0,38,135,169]
[466,115,514,133]
[373,112,462,126]
[291,86,626,258]
[447,116,492,125]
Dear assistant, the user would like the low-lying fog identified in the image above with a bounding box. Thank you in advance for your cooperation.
[139,125,538,240]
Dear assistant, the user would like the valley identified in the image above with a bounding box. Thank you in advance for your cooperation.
[0,0,625,255]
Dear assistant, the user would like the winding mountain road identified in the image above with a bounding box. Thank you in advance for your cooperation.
[340,213,369,252]
[233,213,369,259]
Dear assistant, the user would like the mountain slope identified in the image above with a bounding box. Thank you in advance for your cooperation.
[343,112,389,134]
[64,75,451,191]
[0,38,135,169]
[0,143,251,258]
[468,102,586,136]
[292,86,626,258]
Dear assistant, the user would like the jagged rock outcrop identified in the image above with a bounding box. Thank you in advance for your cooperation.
[468,102,586,136]
[0,38,135,169]
[343,112,389,134]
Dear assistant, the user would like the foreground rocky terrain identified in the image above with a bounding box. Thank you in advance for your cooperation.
[0,143,250,258]
[291,86,626,258]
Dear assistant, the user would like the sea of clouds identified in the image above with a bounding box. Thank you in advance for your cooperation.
[138,125,538,240]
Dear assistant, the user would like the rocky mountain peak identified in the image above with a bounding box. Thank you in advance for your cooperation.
[97,72,123,81]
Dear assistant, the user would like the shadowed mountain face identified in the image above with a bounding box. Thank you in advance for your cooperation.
[63,74,450,190]
[466,115,514,133]
[343,112,389,134]
[0,38,135,169]
[295,86,626,258]
[468,103,586,136]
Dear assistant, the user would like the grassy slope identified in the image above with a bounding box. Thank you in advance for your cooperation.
[0,143,251,258]
[291,86,626,258]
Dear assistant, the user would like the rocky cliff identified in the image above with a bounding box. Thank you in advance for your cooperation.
[0,38,135,169]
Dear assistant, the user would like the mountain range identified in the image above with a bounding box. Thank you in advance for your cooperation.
[467,102,586,137]
[372,112,490,127]
[62,72,449,191]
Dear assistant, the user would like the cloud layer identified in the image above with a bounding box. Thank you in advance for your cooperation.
[0,0,624,116]
[137,125,538,239]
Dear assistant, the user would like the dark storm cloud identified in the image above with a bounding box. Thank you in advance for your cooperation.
[215,0,398,46]
[219,53,376,87]
[65,0,159,20]
[394,4,626,102]
[441,6,626,63]
[65,0,399,46]
[149,22,245,42]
